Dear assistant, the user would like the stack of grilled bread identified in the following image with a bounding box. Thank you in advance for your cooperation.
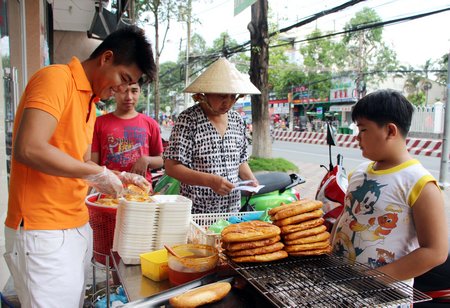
[269,199,332,256]
[220,220,288,263]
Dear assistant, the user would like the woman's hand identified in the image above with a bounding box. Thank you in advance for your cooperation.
[210,175,235,195]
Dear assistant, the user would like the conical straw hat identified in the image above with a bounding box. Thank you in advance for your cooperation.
[183,57,261,95]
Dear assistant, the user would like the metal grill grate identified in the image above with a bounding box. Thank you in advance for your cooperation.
[229,254,431,307]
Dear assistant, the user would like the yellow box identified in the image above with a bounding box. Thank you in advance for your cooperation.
[140,249,169,282]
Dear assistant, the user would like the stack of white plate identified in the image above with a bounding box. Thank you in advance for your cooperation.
[113,200,159,264]
[153,195,192,250]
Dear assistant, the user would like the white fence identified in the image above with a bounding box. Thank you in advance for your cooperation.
[410,102,444,134]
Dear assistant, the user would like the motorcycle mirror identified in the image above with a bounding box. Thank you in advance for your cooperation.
[326,122,336,146]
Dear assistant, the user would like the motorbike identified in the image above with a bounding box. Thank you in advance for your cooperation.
[240,172,305,212]
[315,122,348,232]
[315,123,450,306]
[153,172,305,212]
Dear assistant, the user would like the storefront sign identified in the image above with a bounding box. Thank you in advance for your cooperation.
[271,103,290,114]
[330,77,357,103]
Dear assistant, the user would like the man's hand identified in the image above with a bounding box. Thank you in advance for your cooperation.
[84,166,124,197]
[118,171,152,194]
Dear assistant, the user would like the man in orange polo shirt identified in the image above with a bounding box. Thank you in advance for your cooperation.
[4,26,156,307]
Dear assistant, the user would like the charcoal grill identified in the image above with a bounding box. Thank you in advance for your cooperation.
[228,254,431,307]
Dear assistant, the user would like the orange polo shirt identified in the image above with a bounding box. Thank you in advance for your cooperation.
[6,57,97,230]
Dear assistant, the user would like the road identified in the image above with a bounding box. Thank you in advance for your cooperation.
[161,126,450,199]
[270,140,447,180]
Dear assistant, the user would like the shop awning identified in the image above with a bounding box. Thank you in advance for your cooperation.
[329,104,355,112]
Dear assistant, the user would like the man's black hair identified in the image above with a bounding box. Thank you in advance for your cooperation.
[89,26,156,84]
[351,89,414,137]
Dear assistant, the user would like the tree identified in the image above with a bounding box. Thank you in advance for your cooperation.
[394,60,438,106]
[136,0,187,122]
[249,0,271,158]
[342,7,398,98]
[159,61,185,112]
[299,28,344,101]
[268,38,299,97]
[436,53,448,86]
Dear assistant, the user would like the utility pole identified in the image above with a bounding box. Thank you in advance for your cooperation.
[249,0,271,158]
[439,50,450,188]
[184,0,192,110]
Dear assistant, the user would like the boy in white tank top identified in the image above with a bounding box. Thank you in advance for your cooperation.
[331,89,448,286]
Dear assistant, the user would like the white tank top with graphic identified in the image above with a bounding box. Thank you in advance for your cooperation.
[331,159,436,284]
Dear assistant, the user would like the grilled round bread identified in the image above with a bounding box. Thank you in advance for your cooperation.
[283,225,327,241]
[221,221,281,243]
[287,245,332,256]
[273,209,324,227]
[268,202,296,216]
[231,250,288,263]
[272,200,323,221]
[284,232,330,245]
[284,240,330,252]
[222,235,281,252]
[280,217,325,234]
[225,242,284,257]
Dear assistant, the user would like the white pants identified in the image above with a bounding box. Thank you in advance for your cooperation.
[4,223,93,308]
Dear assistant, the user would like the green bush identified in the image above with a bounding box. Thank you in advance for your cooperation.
[248,157,299,173]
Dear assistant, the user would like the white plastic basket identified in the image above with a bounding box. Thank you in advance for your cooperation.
[189,211,264,248]
[113,195,192,264]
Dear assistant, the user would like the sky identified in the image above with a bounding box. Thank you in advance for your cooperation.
[154,0,450,68]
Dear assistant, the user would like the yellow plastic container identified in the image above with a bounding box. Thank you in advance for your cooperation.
[140,249,169,281]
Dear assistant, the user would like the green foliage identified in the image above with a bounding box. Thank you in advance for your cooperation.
[407,92,426,106]
[268,38,304,96]
[248,157,299,173]
[342,7,398,90]
[158,61,185,113]
[343,7,383,43]
[436,54,448,85]
[270,67,306,98]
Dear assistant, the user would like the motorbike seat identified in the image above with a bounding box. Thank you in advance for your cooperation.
[414,237,450,293]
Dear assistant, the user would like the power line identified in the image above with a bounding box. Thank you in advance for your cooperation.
[159,6,450,91]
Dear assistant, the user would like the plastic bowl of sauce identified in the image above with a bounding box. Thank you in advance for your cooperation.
[167,244,218,285]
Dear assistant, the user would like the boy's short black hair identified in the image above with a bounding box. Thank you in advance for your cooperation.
[89,26,156,84]
[352,89,414,137]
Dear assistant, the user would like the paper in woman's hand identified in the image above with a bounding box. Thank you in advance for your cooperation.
[233,180,264,193]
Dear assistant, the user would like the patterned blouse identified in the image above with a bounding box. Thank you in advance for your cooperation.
[164,104,249,213]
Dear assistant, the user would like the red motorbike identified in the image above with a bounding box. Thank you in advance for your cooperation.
[315,122,347,232]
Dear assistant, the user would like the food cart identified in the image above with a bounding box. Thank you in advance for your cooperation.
[106,212,431,307]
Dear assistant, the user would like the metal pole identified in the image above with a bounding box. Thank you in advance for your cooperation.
[184,0,192,110]
[438,49,450,189]
[20,0,27,88]
[146,83,151,116]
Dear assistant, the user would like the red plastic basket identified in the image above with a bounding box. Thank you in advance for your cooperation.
[86,194,117,265]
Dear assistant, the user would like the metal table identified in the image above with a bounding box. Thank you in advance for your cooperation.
[110,250,172,302]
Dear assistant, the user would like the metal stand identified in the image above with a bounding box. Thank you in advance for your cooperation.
[90,251,116,308]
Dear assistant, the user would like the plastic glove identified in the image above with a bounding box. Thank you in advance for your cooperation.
[118,171,152,194]
[84,166,124,197]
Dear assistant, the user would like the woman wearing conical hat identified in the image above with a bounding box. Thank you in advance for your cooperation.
[164,57,261,213]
